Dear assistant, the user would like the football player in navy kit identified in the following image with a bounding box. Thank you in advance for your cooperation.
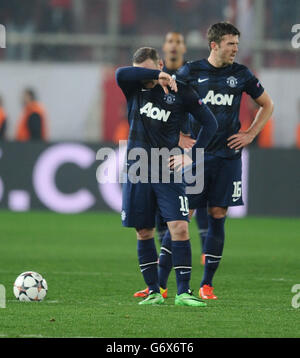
[134,32,209,300]
[115,47,217,306]
[176,22,274,299]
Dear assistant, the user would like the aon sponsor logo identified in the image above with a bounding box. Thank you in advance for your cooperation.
[140,102,171,122]
[203,90,234,106]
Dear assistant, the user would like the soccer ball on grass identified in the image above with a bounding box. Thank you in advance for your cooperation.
[13,271,48,302]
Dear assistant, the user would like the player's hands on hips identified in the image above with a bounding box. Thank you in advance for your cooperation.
[178,132,196,149]
[227,130,255,150]
[168,152,193,171]
[158,72,178,94]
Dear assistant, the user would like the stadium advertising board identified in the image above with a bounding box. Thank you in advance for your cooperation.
[0,142,252,216]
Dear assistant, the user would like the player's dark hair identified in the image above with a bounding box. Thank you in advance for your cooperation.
[207,22,240,50]
[132,47,160,64]
[164,31,185,43]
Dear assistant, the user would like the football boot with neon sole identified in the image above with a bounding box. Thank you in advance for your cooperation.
[199,284,217,299]
[134,287,168,298]
[138,291,165,305]
[175,290,207,307]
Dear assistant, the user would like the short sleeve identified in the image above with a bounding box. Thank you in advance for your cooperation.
[244,68,264,99]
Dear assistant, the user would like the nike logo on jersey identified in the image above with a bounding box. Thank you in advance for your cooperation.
[232,197,241,202]
[203,90,234,106]
[181,212,189,216]
[140,102,171,122]
[198,78,209,83]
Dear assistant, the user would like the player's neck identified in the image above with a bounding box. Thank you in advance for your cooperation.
[207,54,226,68]
[164,58,184,71]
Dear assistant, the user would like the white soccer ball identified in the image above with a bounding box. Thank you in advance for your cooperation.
[13,271,48,302]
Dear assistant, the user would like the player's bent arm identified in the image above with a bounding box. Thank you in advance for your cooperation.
[189,103,218,150]
[115,66,161,83]
[227,91,274,150]
[247,91,274,138]
[115,66,161,97]
[169,104,217,170]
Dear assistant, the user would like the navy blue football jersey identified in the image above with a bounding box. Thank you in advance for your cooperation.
[163,63,190,134]
[115,66,217,175]
[177,59,264,158]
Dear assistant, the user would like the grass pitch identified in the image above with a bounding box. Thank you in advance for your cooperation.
[0,211,299,338]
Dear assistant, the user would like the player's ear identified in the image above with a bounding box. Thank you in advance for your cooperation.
[210,41,218,51]
[158,59,164,70]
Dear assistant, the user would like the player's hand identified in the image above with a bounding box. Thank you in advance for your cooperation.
[158,72,178,94]
[168,152,193,171]
[178,132,196,149]
[227,130,255,150]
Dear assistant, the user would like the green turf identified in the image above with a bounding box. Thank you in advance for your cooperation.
[0,211,299,338]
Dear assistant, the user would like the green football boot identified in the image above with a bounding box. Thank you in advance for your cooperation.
[175,290,207,307]
[138,291,165,305]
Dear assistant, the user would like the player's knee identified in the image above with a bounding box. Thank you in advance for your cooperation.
[136,228,155,240]
[208,206,227,219]
[169,221,189,241]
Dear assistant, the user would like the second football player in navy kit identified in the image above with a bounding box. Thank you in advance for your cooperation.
[176,22,274,299]
[116,47,217,306]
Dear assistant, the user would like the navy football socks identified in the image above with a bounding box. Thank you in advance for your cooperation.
[137,238,160,293]
[172,240,192,295]
[158,230,173,289]
[201,215,226,287]
[195,208,208,253]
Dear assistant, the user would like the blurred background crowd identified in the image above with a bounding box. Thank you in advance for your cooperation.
[0,0,299,66]
[0,0,299,147]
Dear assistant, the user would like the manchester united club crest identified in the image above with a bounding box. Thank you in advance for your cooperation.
[226,76,238,88]
[164,93,176,104]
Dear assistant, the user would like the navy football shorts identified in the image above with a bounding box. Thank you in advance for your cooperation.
[187,153,244,209]
[121,179,189,229]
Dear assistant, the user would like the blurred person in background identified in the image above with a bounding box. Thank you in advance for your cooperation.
[43,0,74,33]
[162,32,209,259]
[162,31,186,74]
[113,104,129,144]
[4,0,38,61]
[16,88,48,142]
[120,0,137,35]
[0,96,7,140]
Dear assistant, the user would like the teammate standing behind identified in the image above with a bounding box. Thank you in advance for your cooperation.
[158,32,209,256]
